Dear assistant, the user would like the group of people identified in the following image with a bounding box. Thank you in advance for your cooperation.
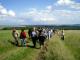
[12,27,54,48]
[28,27,54,48]
[12,28,27,46]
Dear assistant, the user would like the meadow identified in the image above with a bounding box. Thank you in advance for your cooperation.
[0,30,80,60]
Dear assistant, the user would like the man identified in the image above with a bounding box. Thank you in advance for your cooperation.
[31,29,38,48]
[12,28,19,46]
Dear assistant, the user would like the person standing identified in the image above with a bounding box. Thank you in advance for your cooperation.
[61,30,64,40]
[28,28,32,38]
[48,30,51,40]
[31,29,38,48]
[20,29,27,47]
[38,29,46,48]
[12,28,19,46]
[50,29,53,37]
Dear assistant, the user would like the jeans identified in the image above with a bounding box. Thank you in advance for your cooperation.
[21,38,26,47]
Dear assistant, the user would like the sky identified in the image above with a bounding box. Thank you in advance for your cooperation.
[0,0,80,25]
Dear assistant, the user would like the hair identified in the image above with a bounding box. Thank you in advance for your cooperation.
[21,29,24,32]
[13,28,16,32]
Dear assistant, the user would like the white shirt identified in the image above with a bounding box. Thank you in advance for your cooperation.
[12,31,19,38]
[32,31,36,37]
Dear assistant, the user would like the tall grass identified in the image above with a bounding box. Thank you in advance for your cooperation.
[0,30,80,60]
[43,34,75,60]
[64,30,80,60]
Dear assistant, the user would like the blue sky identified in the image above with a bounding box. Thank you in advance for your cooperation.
[0,0,80,25]
[0,0,56,14]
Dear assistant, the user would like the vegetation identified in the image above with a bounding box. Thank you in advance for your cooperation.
[1,25,80,30]
[40,30,80,60]
[0,30,80,60]
[0,30,39,60]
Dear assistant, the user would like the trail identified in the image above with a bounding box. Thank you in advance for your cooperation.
[0,46,40,60]
[36,34,76,60]
[0,30,40,60]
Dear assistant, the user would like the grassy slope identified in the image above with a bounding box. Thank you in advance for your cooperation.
[0,30,39,60]
[0,30,80,60]
[45,35,75,60]
[64,30,80,60]
[44,30,80,60]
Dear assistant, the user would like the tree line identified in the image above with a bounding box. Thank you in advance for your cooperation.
[1,25,80,30]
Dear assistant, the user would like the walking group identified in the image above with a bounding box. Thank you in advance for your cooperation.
[12,27,54,48]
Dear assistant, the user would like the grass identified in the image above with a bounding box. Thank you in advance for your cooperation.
[41,30,80,60]
[64,30,80,60]
[0,30,39,60]
[44,35,75,60]
[0,30,80,60]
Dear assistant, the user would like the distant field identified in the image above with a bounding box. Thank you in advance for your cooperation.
[0,30,80,60]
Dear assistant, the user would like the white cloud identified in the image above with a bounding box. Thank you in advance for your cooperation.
[46,5,52,10]
[55,0,80,10]
[46,5,53,12]
[8,10,16,16]
[57,0,74,5]
[0,4,17,25]
[0,8,7,14]
[71,3,80,9]
[20,8,80,24]
[0,4,16,17]
[0,5,7,15]
[53,10,80,24]
[20,7,56,24]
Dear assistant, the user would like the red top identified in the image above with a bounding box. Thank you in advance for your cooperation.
[20,32,26,38]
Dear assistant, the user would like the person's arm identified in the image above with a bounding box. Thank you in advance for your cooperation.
[16,31,19,37]
[24,32,27,38]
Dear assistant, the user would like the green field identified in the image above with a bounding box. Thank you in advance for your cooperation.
[0,30,39,60]
[0,30,80,60]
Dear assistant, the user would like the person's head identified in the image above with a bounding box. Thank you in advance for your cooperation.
[61,30,64,33]
[21,29,24,32]
[33,27,36,31]
[12,28,16,32]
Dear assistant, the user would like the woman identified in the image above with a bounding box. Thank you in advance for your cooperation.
[20,29,26,47]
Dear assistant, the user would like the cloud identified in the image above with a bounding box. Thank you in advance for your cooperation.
[55,0,80,10]
[0,4,16,16]
[0,0,80,25]
[56,0,74,5]
[19,6,80,25]
[19,0,80,25]
[0,4,17,25]
[52,10,80,24]
[20,7,57,24]
[8,10,16,16]
[71,3,80,9]
[46,5,53,12]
